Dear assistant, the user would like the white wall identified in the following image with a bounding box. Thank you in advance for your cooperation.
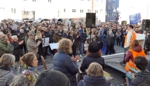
[0,0,106,22]
[119,0,150,24]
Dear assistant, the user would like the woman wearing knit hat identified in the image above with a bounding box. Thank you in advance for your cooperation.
[53,38,79,86]
[35,70,70,86]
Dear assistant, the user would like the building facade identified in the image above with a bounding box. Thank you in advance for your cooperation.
[105,0,119,22]
[119,0,150,24]
[0,0,106,22]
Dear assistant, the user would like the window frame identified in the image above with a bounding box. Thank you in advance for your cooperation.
[72,9,76,13]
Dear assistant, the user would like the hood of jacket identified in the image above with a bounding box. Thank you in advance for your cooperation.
[83,75,108,85]
[133,45,142,52]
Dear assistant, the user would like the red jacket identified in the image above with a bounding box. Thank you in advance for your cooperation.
[125,45,142,62]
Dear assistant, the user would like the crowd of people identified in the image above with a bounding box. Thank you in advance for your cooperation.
[0,19,149,86]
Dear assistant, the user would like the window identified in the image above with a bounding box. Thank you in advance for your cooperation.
[24,11,29,15]
[80,0,84,1]
[108,4,111,9]
[108,0,112,2]
[95,0,99,1]
[112,12,116,17]
[112,4,116,9]
[87,9,91,12]
[72,9,76,13]
[95,10,98,13]
[107,13,111,17]
[32,0,36,2]
[100,9,103,13]
[48,0,51,3]
[0,7,4,9]
[11,8,16,14]
[64,9,66,12]
[80,9,84,13]
[87,0,91,1]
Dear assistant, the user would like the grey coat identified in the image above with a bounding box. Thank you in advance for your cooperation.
[27,38,39,54]
[0,69,15,86]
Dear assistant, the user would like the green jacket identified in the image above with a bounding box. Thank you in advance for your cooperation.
[0,40,14,57]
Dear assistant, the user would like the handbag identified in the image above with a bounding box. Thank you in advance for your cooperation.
[77,71,85,82]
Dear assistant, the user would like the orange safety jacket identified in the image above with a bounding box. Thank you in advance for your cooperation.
[124,30,136,47]
[125,49,146,72]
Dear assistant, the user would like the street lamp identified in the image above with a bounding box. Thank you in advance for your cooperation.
[113,8,120,29]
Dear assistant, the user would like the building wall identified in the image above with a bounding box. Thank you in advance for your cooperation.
[119,0,150,24]
[105,0,119,22]
[0,0,106,22]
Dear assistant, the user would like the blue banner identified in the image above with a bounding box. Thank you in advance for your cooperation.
[129,13,141,24]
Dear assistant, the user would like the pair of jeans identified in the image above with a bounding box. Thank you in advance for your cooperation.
[80,42,84,55]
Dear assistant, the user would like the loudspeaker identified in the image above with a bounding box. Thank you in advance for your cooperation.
[86,13,96,28]
[142,19,150,31]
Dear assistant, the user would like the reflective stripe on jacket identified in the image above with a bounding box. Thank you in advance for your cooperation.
[125,49,146,71]
[124,30,136,47]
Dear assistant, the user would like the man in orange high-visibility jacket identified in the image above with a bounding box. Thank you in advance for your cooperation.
[120,25,136,65]
[125,48,146,71]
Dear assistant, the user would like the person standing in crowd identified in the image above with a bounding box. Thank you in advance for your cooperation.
[116,29,121,46]
[80,29,87,57]
[121,25,136,64]
[62,29,69,38]
[53,38,79,86]
[49,25,54,43]
[35,30,43,65]
[0,54,15,86]
[27,30,41,55]
[53,29,61,43]
[72,29,80,57]
[78,62,110,86]
[129,56,150,86]
[0,35,14,57]
[18,29,27,54]
[104,31,115,55]
[11,35,24,69]
[80,41,105,73]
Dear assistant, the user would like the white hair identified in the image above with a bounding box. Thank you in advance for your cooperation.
[0,54,15,67]
[63,29,68,32]
[20,29,24,33]
[11,35,18,40]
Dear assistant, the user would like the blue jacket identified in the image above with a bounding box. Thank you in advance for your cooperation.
[53,50,78,86]
[77,75,110,86]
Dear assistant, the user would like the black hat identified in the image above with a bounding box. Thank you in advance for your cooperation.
[35,70,70,86]
[88,42,100,53]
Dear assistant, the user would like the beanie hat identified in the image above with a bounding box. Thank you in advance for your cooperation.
[88,41,100,53]
[35,70,70,86]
